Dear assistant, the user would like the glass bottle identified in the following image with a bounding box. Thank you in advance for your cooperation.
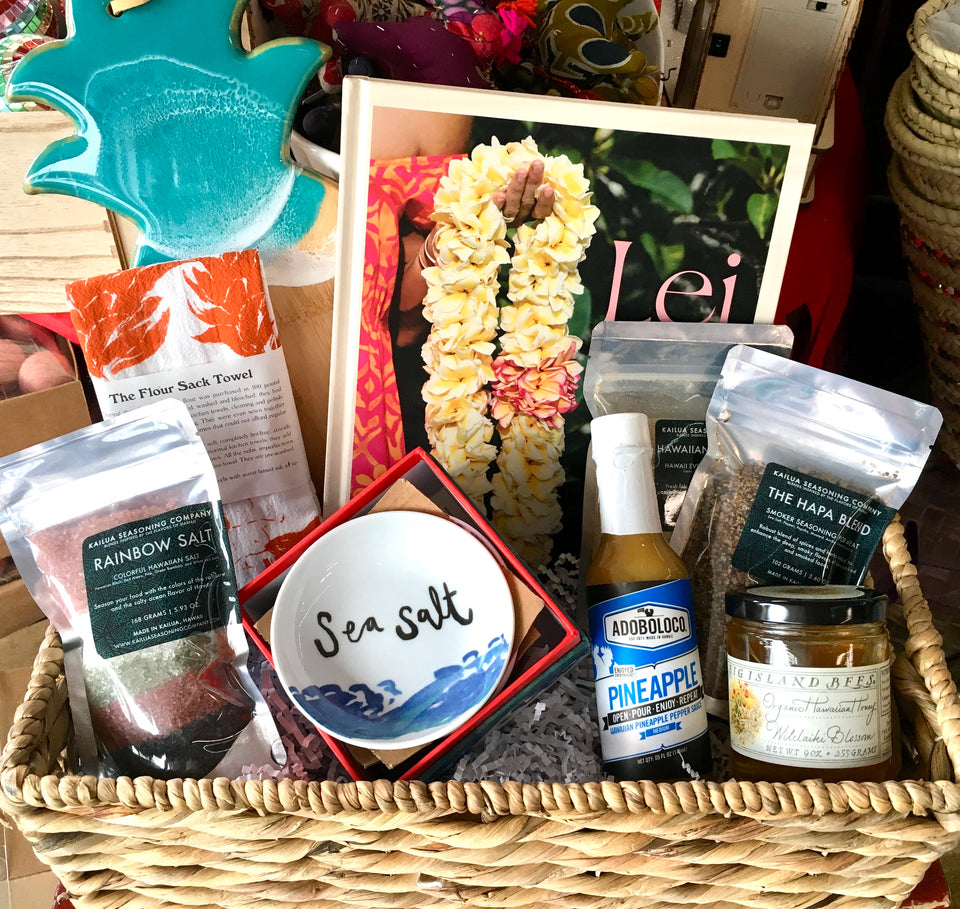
[585,412,712,781]
[726,585,899,783]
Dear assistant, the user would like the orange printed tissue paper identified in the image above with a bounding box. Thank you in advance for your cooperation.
[65,249,321,586]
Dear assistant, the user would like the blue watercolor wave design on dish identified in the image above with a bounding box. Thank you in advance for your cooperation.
[290,635,510,741]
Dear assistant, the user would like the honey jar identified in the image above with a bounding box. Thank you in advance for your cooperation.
[725,585,899,783]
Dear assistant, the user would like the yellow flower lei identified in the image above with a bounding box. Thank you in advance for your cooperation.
[422,137,599,565]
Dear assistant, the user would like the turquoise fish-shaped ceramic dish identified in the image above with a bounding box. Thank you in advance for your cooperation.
[5,0,338,285]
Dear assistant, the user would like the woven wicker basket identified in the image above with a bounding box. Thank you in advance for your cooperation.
[897,66,960,146]
[889,151,960,251]
[887,57,960,467]
[886,71,960,178]
[1,519,959,909]
[905,280,960,463]
[887,0,960,468]
[911,57,960,128]
[901,255,960,464]
[910,0,960,93]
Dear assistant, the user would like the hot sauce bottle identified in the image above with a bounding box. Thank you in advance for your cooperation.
[585,413,712,781]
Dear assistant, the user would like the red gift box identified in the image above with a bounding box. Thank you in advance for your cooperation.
[239,447,586,782]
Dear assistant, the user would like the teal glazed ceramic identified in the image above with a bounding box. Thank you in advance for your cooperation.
[5,0,338,282]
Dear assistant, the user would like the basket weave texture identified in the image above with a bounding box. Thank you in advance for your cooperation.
[1,519,959,909]
[887,0,960,467]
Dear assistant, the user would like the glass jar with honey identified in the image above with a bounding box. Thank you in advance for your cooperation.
[725,585,899,783]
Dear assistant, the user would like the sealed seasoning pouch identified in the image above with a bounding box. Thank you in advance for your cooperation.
[65,249,321,588]
[669,344,943,711]
[583,321,794,534]
[0,399,286,780]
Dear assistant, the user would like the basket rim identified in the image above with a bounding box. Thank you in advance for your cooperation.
[899,158,960,206]
[899,67,960,143]
[4,760,960,822]
[887,72,960,172]
[912,58,960,128]
[890,156,960,239]
[903,230,960,291]
[911,0,960,82]
[1,519,960,825]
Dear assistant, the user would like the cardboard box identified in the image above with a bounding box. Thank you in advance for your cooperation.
[0,323,92,560]
[0,581,43,642]
[239,448,587,782]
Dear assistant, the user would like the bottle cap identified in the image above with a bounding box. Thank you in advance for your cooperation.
[589,413,660,536]
[589,413,652,463]
[725,585,887,625]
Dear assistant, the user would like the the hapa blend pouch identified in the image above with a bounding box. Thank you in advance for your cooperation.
[669,344,944,711]
[0,399,285,779]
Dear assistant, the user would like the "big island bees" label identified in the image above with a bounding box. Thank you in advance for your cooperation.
[727,655,893,768]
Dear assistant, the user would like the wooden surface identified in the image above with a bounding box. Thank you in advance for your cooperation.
[0,112,124,313]
[21,106,335,499]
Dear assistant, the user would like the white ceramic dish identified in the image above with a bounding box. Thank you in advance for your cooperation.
[290,129,341,182]
[270,510,515,749]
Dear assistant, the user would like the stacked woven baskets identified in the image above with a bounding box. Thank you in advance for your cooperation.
[886,0,960,466]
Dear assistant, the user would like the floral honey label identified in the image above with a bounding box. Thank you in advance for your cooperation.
[727,655,892,768]
[731,462,896,584]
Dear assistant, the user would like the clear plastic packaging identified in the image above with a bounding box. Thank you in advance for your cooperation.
[0,314,75,399]
[669,345,943,711]
[581,321,794,555]
[0,399,285,779]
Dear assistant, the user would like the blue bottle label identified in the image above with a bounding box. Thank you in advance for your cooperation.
[588,578,708,764]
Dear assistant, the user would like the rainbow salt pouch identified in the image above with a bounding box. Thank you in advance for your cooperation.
[0,400,286,779]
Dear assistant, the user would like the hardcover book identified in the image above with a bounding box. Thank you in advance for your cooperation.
[324,76,814,569]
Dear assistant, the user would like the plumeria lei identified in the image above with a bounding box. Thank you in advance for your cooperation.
[421,136,599,566]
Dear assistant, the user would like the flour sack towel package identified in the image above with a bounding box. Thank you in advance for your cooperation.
[66,249,321,586]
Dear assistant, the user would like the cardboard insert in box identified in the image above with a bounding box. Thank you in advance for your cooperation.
[239,447,586,782]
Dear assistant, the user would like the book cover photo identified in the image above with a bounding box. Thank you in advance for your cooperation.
[325,77,814,571]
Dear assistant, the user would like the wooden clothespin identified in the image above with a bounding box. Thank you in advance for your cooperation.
[108,0,152,14]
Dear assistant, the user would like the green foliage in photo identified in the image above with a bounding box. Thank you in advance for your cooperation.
[466,116,792,561]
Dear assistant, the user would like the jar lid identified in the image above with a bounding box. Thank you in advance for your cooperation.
[725,585,887,625]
